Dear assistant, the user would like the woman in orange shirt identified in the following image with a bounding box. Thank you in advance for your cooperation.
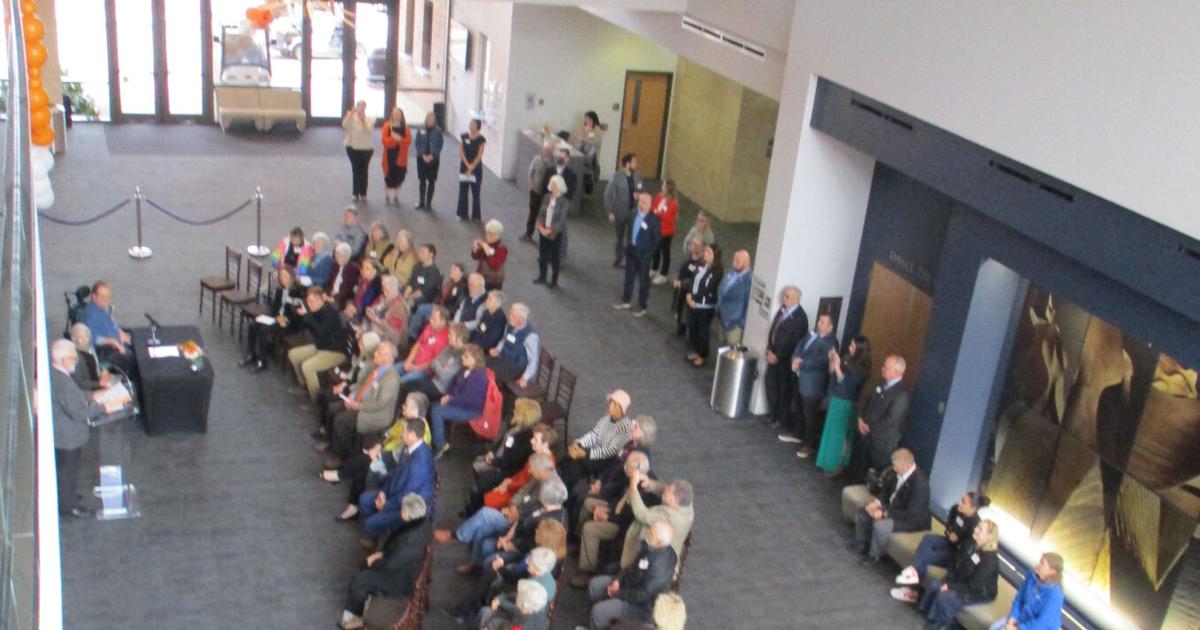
[483,424,557,509]
[380,107,412,206]
[651,180,680,284]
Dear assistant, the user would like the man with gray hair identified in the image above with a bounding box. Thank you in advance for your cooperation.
[322,341,401,468]
[454,272,489,328]
[469,289,508,351]
[49,339,128,518]
[622,473,694,572]
[339,493,432,629]
[850,447,929,565]
[763,284,809,428]
[332,205,368,260]
[571,450,653,586]
[522,140,557,243]
[68,322,110,392]
[478,547,557,626]
[587,520,677,629]
[496,478,568,561]
[849,354,911,482]
[487,303,540,390]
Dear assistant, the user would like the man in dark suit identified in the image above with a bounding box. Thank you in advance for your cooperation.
[50,339,127,518]
[849,448,930,563]
[849,354,911,482]
[358,418,436,541]
[587,520,678,629]
[340,493,433,629]
[785,313,840,457]
[614,193,661,316]
[763,286,809,428]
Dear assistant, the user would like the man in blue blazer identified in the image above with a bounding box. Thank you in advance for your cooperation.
[782,313,839,457]
[359,418,436,541]
[717,250,753,346]
[614,193,661,316]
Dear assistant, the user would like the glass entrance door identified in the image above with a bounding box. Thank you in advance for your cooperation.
[310,3,350,118]
[164,1,203,115]
[114,0,156,115]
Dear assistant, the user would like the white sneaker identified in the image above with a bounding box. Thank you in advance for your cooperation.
[340,610,364,629]
[895,566,920,585]
[890,586,918,604]
[651,275,668,285]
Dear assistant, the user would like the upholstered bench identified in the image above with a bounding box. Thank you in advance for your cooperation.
[257,87,305,132]
[958,577,1017,630]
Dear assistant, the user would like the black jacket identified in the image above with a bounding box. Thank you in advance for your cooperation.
[861,381,911,469]
[270,284,306,332]
[767,305,809,359]
[373,517,433,596]
[625,211,661,259]
[493,427,534,479]
[470,308,508,351]
[542,163,578,201]
[513,506,566,553]
[686,266,723,308]
[943,505,980,549]
[618,542,677,609]
[946,544,999,603]
[302,303,346,352]
[875,467,930,533]
[408,262,443,306]
[71,350,104,391]
[455,292,488,326]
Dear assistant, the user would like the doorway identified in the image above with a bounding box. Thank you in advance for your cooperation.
[617,71,672,178]
[858,262,933,394]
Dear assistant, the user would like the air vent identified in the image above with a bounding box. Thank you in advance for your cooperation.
[849,98,913,131]
[988,160,1076,203]
[680,15,767,61]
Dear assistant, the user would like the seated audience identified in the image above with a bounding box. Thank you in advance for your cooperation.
[68,323,110,391]
[849,448,931,564]
[572,451,651,586]
[324,392,428,521]
[271,226,313,275]
[240,264,304,373]
[480,579,549,630]
[470,290,508,351]
[288,287,348,402]
[357,417,436,542]
[314,332,381,450]
[481,425,557,511]
[363,222,392,262]
[429,343,489,457]
[396,305,450,383]
[469,397,541,510]
[322,341,401,468]
[325,242,361,310]
[345,257,383,322]
[398,322,466,403]
[333,205,368,259]
[382,229,417,286]
[337,493,431,630]
[404,243,442,308]
[612,592,687,630]
[409,261,466,338]
[568,414,656,528]
[492,478,569,566]
[455,273,489,329]
[471,219,509,290]
[988,552,1064,630]
[485,303,540,388]
[362,274,409,348]
[586,520,677,630]
[305,231,334,288]
[483,548,557,626]
[917,519,1000,630]
[621,473,693,574]
[81,280,138,379]
[560,389,634,487]
[445,521,565,625]
[893,491,988,597]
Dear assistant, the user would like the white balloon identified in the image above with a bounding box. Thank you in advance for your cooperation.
[30,145,54,173]
[33,174,51,192]
[34,184,55,210]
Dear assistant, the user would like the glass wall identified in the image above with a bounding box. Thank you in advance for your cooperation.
[164,1,203,115]
[54,0,111,120]
[114,0,155,115]
[982,284,1200,630]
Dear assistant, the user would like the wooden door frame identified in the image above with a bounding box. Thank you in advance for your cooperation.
[616,70,673,179]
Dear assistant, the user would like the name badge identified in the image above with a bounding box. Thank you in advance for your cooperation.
[504,436,514,448]
[635,182,643,191]
[955,516,964,526]
[427,336,437,344]
[506,334,517,343]
[638,558,650,570]
[640,222,648,230]
[369,251,378,258]
[523,495,531,503]
[971,553,981,565]
[688,264,696,272]
[417,276,425,284]
[480,324,487,332]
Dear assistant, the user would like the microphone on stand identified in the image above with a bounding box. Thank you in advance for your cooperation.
[144,313,162,346]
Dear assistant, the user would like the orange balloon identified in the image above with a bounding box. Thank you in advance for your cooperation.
[23,15,43,41]
[26,41,46,67]
[29,89,47,109]
[30,107,50,128]
[28,77,41,91]
[28,66,40,79]
[31,126,54,147]
[20,1,35,16]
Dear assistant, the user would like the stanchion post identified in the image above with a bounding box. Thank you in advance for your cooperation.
[127,186,153,259]
[247,186,269,257]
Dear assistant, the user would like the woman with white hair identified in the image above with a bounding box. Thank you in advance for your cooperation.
[324,241,361,310]
[471,219,509,290]
[364,274,409,347]
[533,174,569,289]
[69,323,109,391]
[306,231,335,288]
[483,579,550,630]
[337,493,432,630]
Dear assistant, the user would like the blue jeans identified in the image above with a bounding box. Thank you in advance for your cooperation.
[456,506,511,566]
[913,534,955,577]
[431,404,479,449]
[357,490,404,539]
[393,364,429,385]
[409,303,433,339]
[919,579,967,625]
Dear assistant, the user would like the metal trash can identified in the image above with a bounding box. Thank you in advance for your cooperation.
[710,346,758,418]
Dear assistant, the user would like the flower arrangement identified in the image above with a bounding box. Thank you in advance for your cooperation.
[179,341,205,371]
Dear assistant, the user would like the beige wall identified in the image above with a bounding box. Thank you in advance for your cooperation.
[36,0,63,103]
[664,57,777,224]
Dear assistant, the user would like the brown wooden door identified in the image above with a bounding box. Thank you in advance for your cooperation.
[617,72,672,178]
[858,262,934,397]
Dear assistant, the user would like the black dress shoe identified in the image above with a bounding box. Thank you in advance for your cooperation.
[238,355,256,368]
[845,541,866,555]
[533,277,546,285]
[860,556,881,566]
[546,281,558,289]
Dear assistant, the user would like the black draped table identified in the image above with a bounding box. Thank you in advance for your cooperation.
[131,326,214,435]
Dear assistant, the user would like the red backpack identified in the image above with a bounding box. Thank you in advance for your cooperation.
[469,369,503,440]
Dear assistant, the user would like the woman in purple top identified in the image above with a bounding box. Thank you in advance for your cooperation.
[431,343,489,456]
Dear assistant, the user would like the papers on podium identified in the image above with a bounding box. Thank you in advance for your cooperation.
[255,314,278,326]
[93,465,142,521]
[148,345,180,359]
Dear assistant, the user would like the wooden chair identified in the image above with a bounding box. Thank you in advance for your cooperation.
[199,247,241,323]
[539,366,577,439]
[505,346,556,401]
[389,542,434,630]
[237,271,276,340]
[218,259,264,334]
[670,531,694,592]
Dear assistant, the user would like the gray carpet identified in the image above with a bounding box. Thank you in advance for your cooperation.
[44,123,924,629]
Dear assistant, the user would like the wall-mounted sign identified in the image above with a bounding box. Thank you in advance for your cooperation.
[752,274,771,319]
[817,296,844,330]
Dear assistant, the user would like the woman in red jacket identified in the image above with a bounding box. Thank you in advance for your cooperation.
[380,107,412,206]
[471,219,509,289]
[650,180,679,284]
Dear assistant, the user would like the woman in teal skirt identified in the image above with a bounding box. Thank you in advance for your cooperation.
[815,335,871,475]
